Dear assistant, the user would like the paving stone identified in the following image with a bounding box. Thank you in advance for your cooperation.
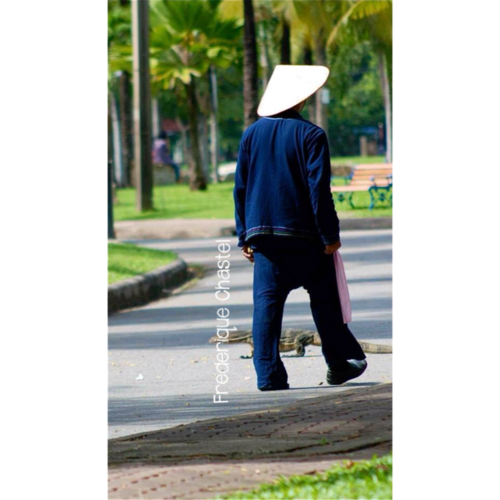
[109,384,392,499]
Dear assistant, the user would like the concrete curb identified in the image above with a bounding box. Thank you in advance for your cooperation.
[115,217,391,241]
[220,217,392,237]
[115,219,235,241]
[108,258,188,314]
[340,217,392,230]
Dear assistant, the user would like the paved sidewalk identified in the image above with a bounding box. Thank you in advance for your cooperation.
[109,383,392,499]
[114,219,236,241]
[114,218,391,241]
[109,230,392,438]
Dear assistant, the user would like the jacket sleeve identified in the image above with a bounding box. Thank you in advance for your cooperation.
[233,139,248,248]
[305,128,340,245]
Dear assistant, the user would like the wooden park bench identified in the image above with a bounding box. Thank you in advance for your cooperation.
[331,163,393,209]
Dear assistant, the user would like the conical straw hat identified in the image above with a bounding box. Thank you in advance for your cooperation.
[257,65,330,117]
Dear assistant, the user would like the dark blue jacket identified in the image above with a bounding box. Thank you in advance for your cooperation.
[233,108,340,248]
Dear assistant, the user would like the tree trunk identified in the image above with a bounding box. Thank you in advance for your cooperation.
[209,66,220,183]
[243,0,258,128]
[259,23,271,90]
[199,113,210,182]
[280,18,291,64]
[186,80,207,191]
[303,44,313,65]
[313,33,328,136]
[131,0,153,211]
[117,70,133,187]
[108,98,115,239]
[151,97,161,138]
[303,44,316,122]
[378,51,392,163]
[177,119,189,169]
[110,92,124,186]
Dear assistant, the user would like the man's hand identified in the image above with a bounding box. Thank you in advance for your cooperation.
[324,240,341,254]
[242,244,255,263]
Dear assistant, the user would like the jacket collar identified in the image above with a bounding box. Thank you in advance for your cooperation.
[264,108,307,121]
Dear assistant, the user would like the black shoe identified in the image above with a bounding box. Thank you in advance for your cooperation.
[258,383,290,392]
[327,359,367,385]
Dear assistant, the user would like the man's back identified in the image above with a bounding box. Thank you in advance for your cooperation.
[234,108,340,248]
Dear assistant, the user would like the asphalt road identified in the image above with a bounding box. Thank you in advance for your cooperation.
[108,229,392,439]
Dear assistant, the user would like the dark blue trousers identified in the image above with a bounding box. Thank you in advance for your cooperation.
[250,236,366,389]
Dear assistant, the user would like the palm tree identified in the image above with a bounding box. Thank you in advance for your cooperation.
[345,3,392,161]
[243,0,259,129]
[292,0,390,135]
[149,0,241,190]
[292,0,331,131]
[115,70,133,187]
[278,9,291,63]
[209,65,221,183]
[255,0,295,81]
[108,3,133,187]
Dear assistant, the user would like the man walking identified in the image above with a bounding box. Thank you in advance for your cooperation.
[234,65,367,391]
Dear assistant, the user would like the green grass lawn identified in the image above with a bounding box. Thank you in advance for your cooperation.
[330,155,386,165]
[221,454,392,500]
[114,182,235,221]
[108,242,177,284]
[114,180,391,221]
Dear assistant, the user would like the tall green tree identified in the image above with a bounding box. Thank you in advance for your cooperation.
[148,0,241,190]
[326,41,385,155]
[345,3,392,160]
[292,0,390,136]
[108,2,133,187]
[259,0,295,65]
[243,0,259,128]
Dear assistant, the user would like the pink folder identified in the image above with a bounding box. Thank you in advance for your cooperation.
[333,251,352,324]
